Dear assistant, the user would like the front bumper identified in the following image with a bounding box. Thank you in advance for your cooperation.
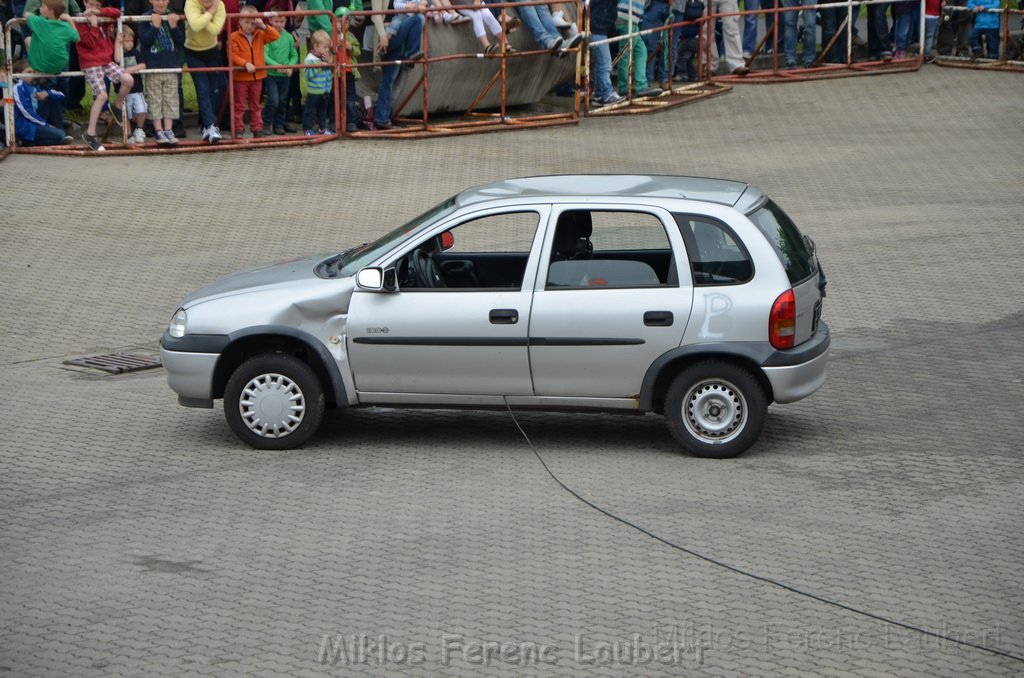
[159,332,230,407]
[761,321,830,404]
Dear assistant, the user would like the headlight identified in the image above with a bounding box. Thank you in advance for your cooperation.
[168,308,188,338]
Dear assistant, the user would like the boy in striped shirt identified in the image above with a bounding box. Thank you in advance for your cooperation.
[302,29,334,135]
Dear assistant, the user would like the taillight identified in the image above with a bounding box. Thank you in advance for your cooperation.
[769,290,796,349]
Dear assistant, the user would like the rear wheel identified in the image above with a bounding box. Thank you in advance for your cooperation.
[224,354,325,450]
[664,360,766,459]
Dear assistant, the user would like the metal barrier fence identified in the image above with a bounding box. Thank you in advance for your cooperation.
[1,0,1019,157]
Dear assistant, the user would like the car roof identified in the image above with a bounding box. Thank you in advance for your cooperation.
[456,174,764,211]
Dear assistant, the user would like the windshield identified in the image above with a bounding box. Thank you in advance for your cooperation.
[339,197,458,276]
[747,200,815,284]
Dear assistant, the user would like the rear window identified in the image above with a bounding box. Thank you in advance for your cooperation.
[748,200,815,284]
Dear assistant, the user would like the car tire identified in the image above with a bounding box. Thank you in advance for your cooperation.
[664,360,766,459]
[224,354,325,450]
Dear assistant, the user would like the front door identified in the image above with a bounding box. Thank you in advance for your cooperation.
[347,207,548,398]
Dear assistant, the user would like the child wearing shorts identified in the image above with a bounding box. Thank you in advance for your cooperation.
[75,0,133,150]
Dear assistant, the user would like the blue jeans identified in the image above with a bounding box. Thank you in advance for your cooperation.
[782,0,816,65]
[893,13,911,51]
[641,0,671,83]
[820,5,850,63]
[303,91,332,131]
[968,26,999,57]
[589,33,613,99]
[865,2,892,57]
[185,48,225,129]
[743,0,776,55]
[263,76,290,129]
[26,123,65,145]
[375,12,425,125]
[923,16,939,55]
[515,3,561,48]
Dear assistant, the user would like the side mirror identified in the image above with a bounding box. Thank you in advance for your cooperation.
[440,230,455,251]
[355,267,383,290]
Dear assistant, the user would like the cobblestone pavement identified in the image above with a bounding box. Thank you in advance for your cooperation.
[1,67,1022,677]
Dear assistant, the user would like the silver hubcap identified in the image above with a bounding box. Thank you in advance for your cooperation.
[238,372,305,438]
[682,378,746,444]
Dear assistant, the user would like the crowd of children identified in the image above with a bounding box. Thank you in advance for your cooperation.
[1,0,1016,150]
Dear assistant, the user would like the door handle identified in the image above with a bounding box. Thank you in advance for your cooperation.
[490,309,519,324]
[644,311,674,326]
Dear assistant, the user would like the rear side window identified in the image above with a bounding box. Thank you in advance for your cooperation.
[673,214,753,286]
[747,200,815,284]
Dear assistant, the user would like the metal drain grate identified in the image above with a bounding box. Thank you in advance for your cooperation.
[63,353,162,374]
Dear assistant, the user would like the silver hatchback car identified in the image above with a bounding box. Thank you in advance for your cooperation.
[161,175,829,458]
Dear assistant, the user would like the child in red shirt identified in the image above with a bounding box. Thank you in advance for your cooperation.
[228,5,278,137]
[76,0,134,150]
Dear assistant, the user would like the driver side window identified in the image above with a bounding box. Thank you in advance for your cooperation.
[397,211,540,290]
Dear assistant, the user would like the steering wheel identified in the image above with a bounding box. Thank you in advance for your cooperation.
[411,248,446,288]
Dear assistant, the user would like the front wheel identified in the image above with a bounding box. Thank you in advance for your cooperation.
[224,354,325,450]
[664,361,767,459]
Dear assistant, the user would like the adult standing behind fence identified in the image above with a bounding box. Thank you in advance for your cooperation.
[184,0,226,142]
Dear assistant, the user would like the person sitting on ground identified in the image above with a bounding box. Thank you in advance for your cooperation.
[117,25,149,144]
[302,29,334,134]
[262,13,298,134]
[229,5,279,137]
[75,0,134,151]
[370,0,425,129]
[138,0,185,145]
[451,0,513,54]
[11,60,74,145]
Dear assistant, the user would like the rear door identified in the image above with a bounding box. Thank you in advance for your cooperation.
[528,205,694,398]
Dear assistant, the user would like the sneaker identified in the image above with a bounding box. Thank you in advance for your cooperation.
[207,126,222,143]
[635,86,663,98]
[375,120,393,130]
[880,51,893,62]
[562,32,584,52]
[155,130,171,145]
[81,132,105,152]
[346,122,358,132]
[305,130,318,136]
[164,130,180,145]
[545,36,564,52]
[130,128,146,144]
[322,128,335,135]
[406,49,424,62]
[731,65,750,75]
[201,126,211,141]
[591,92,624,106]
[274,126,286,135]
[924,54,936,64]
[893,50,907,59]
[282,123,297,133]
[61,135,75,145]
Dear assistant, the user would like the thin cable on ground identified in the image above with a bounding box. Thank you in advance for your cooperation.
[503,402,1024,664]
